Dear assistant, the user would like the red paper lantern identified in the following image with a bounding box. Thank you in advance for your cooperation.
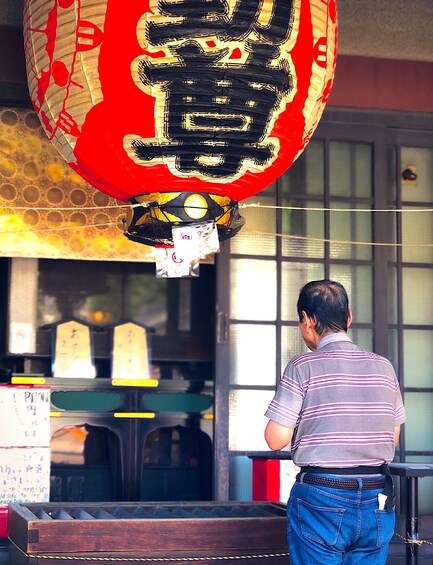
[23,0,337,245]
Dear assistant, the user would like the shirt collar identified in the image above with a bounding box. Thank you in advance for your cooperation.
[317,332,353,350]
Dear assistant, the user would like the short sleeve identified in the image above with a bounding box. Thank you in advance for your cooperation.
[394,384,406,425]
[264,361,304,428]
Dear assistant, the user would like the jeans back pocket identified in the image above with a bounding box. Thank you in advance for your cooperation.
[298,498,345,547]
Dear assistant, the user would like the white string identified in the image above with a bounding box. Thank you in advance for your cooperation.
[0,221,121,234]
[1,202,432,213]
[0,222,431,247]
[246,230,433,248]
[240,203,433,213]
[0,204,128,211]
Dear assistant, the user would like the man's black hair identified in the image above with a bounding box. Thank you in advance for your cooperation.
[297,280,350,335]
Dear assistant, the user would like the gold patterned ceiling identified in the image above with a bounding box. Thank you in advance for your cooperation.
[0,106,155,261]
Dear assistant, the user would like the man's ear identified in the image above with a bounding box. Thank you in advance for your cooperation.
[302,311,316,330]
[347,309,353,329]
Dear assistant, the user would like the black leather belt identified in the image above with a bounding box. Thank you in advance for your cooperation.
[300,465,387,475]
[297,474,386,490]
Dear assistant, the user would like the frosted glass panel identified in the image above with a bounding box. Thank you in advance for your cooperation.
[305,140,325,195]
[229,389,274,451]
[388,267,398,325]
[329,265,373,323]
[229,456,252,501]
[231,193,276,256]
[329,142,372,198]
[388,330,399,376]
[281,140,324,196]
[401,147,433,202]
[404,393,433,451]
[229,324,276,385]
[329,204,372,260]
[385,210,397,263]
[402,207,433,263]
[281,262,325,321]
[402,268,433,324]
[230,259,277,321]
[281,202,324,258]
[403,330,433,387]
[281,326,308,373]
[347,328,373,351]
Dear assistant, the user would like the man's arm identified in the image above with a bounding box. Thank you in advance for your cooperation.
[394,425,401,446]
[264,419,294,450]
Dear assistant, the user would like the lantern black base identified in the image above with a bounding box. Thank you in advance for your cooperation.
[124,217,245,247]
[123,194,245,247]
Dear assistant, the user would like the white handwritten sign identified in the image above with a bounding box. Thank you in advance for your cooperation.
[0,447,50,504]
[54,320,95,378]
[0,387,50,448]
[112,323,150,380]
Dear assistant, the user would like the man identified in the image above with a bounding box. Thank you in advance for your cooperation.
[264,280,406,565]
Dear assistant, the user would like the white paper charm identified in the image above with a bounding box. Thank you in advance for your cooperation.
[153,246,199,278]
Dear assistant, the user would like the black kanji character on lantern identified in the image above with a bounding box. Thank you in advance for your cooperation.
[147,0,294,46]
[132,41,292,179]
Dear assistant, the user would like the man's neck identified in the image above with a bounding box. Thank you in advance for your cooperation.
[317,332,352,350]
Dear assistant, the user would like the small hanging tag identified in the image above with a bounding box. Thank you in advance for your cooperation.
[172,221,220,260]
[152,245,199,278]
[195,220,220,257]
[172,225,201,259]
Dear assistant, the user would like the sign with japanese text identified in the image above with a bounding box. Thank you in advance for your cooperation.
[0,386,51,505]
[23,0,337,204]
[0,448,50,504]
[0,387,50,448]
[53,320,96,378]
[112,322,150,380]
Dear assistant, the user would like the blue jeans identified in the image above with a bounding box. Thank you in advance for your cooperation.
[287,475,395,565]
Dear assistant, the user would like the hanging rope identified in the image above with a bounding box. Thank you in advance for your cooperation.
[241,203,433,213]
[0,202,432,246]
[0,222,432,247]
[8,532,433,563]
[0,202,432,213]
[246,230,433,247]
[0,221,120,234]
[8,538,289,562]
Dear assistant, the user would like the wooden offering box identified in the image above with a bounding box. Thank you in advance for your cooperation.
[8,501,289,565]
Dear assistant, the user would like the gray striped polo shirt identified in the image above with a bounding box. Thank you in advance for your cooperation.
[265,335,406,468]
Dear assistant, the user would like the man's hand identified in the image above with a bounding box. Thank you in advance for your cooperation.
[264,420,294,451]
